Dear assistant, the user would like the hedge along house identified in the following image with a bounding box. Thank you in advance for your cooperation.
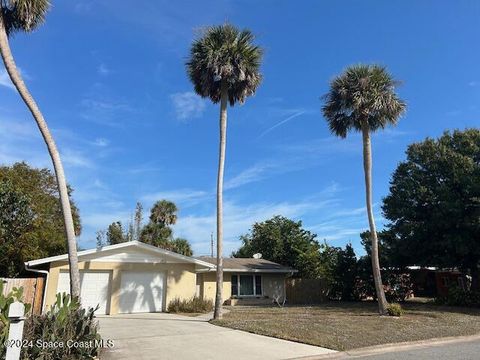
[24,241,296,315]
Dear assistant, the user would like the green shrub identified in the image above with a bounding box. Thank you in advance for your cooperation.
[435,285,480,307]
[0,282,32,359]
[22,293,102,360]
[386,303,404,317]
[384,273,414,302]
[167,296,213,313]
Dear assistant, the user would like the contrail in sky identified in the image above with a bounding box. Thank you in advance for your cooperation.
[257,110,306,139]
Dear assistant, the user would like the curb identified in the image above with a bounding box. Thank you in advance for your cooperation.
[293,333,480,359]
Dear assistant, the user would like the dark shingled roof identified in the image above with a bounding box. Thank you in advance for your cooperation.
[196,257,295,272]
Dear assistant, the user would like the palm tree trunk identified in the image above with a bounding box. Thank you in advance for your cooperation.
[0,14,81,298]
[361,123,388,315]
[213,81,228,320]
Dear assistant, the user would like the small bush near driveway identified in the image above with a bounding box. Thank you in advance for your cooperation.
[386,303,404,316]
[168,296,213,314]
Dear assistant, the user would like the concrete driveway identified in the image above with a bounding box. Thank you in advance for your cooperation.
[98,312,335,360]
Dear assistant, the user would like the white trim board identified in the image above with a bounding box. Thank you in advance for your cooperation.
[25,241,215,269]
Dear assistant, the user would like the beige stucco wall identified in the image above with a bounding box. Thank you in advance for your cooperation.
[201,272,286,302]
[45,261,197,315]
[201,272,232,303]
[45,262,288,314]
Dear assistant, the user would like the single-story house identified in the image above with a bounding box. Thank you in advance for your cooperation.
[24,241,296,315]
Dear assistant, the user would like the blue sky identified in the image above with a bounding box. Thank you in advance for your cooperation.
[1,1,479,256]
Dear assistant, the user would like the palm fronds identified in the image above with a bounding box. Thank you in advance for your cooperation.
[322,64,406,138]
[186,23,263,106]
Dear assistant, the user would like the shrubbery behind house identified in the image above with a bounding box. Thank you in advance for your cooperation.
[435,285,480,308]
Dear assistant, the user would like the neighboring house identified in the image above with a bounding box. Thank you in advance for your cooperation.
[408,267,466,297]
[24,241,295,315]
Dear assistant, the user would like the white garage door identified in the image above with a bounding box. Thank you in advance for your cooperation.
[118,271,165,314]
[57,271,111,315]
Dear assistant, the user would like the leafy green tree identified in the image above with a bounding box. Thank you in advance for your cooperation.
[99,200,194,256]
[0,0,80,297]
[170,238,193,257]
[322,64,406,314]
[360,230,398,269]
[96,230,106,248]
[133,202,143,241]
[106,221,127,245]
[317,243,360,301]
[140,200,176,246]
[382,129,480,290]
[187,23,263,320]
[140,223,173,246]
[331,244,358,301]
[233,216,323,278]
[0,163,81,275]
[0,180,34,276]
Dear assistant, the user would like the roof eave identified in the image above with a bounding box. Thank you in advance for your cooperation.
[25,241,215,269]
[196,268,297,273]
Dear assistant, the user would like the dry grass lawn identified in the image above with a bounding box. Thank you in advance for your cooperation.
[211,302,480,351]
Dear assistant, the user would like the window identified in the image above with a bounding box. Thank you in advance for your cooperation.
[239,275,254,295]
[255,275,262,295]
[230,274,262,297]
[231,275,238,296]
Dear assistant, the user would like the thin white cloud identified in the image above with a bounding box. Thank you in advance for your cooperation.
[0,68,31,91]
[80,98,134,126]
[141,189,210,207]
[0,70,15,90]
[97,63,110,76]
[61,149,95,168]
[175,198,332,256]
[93,137,109,147]
[224,163,276,190]
[81,211,131,231]
[170,92,206,121]
[74,1,92,13]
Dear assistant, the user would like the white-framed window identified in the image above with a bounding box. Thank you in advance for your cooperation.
[231,274,262,297]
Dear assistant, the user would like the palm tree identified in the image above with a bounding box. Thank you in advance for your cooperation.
[171,238,193,257]
[0,0,80,297]
[322,64,406,314]
[150,200,178,226]
[186,24,262,319]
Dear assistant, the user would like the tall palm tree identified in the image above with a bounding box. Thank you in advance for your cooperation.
[150,200,178,226]
[0,0,80,297]
[186,24,262,319]
[322,64,406,315]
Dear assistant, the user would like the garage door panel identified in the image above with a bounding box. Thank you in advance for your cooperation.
[119,271,164,314]
[57,271,110,315]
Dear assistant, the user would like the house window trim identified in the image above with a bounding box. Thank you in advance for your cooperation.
[231,274,262,297]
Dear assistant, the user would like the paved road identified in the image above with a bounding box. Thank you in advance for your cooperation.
[355,339,480,360]
[320,337,480,360]
[98,312,335,360]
